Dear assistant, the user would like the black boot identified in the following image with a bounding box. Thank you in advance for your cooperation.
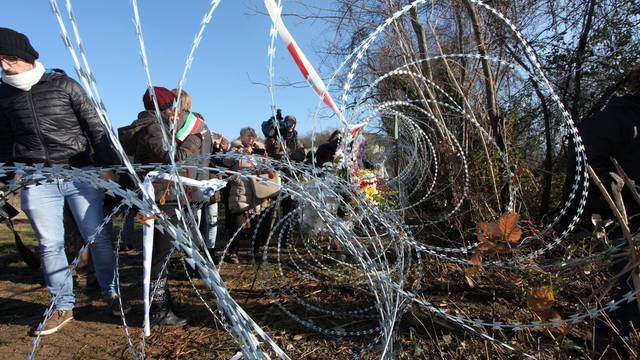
[150,278,187,326]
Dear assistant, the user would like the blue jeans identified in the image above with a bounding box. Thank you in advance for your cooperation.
[21,178,117,310]
[199,203,219,248]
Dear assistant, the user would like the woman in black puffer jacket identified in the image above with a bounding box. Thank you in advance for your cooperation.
[0,68,117,167]
[0,27,125,337]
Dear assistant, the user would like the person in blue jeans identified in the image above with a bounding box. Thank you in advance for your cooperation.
[199,134,229,251]
[0,28,130,336]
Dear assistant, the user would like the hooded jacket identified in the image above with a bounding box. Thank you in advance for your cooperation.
[0,69,118,167]
[130,110,206,203]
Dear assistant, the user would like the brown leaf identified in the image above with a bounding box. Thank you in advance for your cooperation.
[476,222,493,243]
[543,310,566,333]
[497,212,522,243]
[470,252,483,267]
[528,286,555,315]
[477,241,494,251]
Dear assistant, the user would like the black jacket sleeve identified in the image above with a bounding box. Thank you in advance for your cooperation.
[0,109,13,165]
[67,77,120,166]
[0,110,13,184]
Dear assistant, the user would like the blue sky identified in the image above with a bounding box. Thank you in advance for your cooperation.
[2,0,342,140]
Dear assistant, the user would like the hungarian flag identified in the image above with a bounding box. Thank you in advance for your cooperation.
[176,112,203,142]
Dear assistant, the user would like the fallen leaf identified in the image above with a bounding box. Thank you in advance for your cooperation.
[470,251,483,267]
[498,212,522,242]
[477,222,500,243]
[477,241,494,251]
[477,212,522,245]
[464,275,475,288]
[528,286,555,315]
[544,310,566,333]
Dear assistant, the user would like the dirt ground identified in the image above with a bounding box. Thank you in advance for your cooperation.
[1,214,638,359]
[0,219,378,360]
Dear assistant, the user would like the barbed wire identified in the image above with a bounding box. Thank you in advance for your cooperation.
[4,0,637,359]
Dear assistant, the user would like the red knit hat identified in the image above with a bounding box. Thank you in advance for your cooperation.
[142,86,175,111]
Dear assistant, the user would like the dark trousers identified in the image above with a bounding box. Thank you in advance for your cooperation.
[279,196,298,247]
[150,205,178,305]
[228,205,274,254]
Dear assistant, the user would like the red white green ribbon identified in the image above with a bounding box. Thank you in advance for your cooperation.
[176,112,202,142]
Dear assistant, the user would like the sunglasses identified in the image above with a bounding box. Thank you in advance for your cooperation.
[0,56,20,65]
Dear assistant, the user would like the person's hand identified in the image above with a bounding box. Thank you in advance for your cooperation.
[244,146,253,155]
[212,133,223,146]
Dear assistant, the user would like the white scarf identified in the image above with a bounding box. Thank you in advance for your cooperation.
[2,61,46,91]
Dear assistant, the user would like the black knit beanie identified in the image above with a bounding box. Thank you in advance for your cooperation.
[0,28,39,63]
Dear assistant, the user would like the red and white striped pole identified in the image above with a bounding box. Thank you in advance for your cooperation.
[264,0,346,123]
[264,0,367,167]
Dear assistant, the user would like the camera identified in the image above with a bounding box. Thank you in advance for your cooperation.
[262,108,289,138]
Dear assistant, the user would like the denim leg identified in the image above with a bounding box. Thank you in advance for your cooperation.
[204,203,218,248]
[21,181,75,310]
[63,180,117,299]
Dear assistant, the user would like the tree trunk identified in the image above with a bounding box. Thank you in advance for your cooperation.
[409,6,433,85]
[536,85,553,218]
[570,0,597,124]
[462,0,504,153]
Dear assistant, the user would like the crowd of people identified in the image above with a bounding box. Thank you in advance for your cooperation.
[0,28,343,335]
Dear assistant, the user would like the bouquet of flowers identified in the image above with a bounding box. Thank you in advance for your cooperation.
[353,168,395,207]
